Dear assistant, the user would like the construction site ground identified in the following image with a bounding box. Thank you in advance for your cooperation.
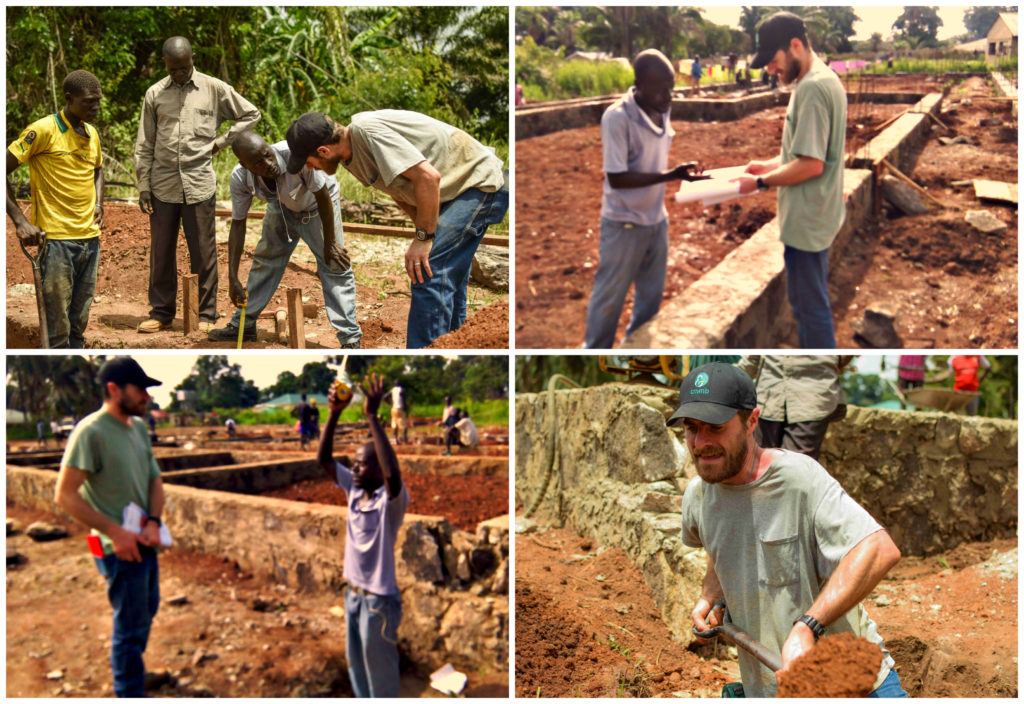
[515,74,1016,348]
[6,505,508,698]
[515,521,1017,698]
[833,76,1017,347]
[6,204,508,349]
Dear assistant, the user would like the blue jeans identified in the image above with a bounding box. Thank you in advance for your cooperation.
[231,194,361,346]
[584,218,668,349]
[345,588,402,698]
[868,669,909,698]
[94,548,160,698]
[406,184,509,348]
[784,245,836,348]
[39,237,100,348]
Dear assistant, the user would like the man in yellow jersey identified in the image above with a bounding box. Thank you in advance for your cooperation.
[6,70,104,348]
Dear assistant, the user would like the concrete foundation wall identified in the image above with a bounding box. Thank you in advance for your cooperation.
[515,384,1017,641]
[850,93,944,172]
[517,90,924,139]
[7,467,508,673]
[161,459,323,493]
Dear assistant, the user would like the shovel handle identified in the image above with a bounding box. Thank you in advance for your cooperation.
[692,602,783,673]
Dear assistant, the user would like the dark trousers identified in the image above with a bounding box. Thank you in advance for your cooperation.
[784,245,836,348]
[94,548,160,697]
[149,195,218,322]
[39,237,100,348]
[757,418,831,461]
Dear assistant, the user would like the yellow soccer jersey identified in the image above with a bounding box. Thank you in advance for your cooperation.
[9,110,103,240]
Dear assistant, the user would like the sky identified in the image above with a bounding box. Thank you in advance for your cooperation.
[700,6,974,42]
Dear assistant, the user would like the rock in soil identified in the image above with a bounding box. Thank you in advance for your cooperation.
[7,547,27,568]
[964,209,1008,235]
[26,522,69,542]
[881,176,932,216]
[7,518,21,535]
[853,308,902,348]
[471,245,509,292]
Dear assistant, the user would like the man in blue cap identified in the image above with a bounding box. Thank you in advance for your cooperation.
[54,356,165,697]
[731,12,848,348]
[670,362,906,698]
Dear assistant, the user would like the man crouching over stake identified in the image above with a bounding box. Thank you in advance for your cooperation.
[318,373,408,698]
[672,362,907,697]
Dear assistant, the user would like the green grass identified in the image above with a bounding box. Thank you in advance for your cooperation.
[860,57,1017,75]
[209,397,507,427]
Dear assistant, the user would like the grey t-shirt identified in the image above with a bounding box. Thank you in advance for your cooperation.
[335,461,409,596]
[229,140,339,218]
[600,86,674,226]
[62,408,161,554]
[681,449,893,697]
[777,56,848,252]
[344,110,504,206]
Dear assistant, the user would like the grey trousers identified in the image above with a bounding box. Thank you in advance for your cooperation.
[148,195,218,322]
[757,418,831,461]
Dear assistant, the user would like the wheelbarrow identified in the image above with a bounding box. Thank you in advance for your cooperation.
[693,601,782,697]
[888,380,978,413]
[19,235,49,349]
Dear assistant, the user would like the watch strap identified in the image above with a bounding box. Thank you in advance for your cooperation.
[795,614,825,640]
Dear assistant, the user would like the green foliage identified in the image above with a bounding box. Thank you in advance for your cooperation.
[963,6,1015,40]
[515,356,619,393]
[892,7,944,49]
[842,373,898,407]
[860,56,1017,75]
[170,356,260,412]
[7,6,508,197]
[7,355,106,421]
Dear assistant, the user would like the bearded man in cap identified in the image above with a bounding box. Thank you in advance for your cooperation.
[670,362,906,697]
[55,357,165,697]
[731,12,848,348]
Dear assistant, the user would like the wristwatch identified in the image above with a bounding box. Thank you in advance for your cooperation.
[795,614,825,640]
[414,227,435,241]
[756,176,770,191]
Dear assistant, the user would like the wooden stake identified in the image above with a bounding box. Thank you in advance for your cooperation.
[274,308,288,345]
[924,111,953,132]
[881,159,951,210]
[182,274,199,334]
[286,288,305,349]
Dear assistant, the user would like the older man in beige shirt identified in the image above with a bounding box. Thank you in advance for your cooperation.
[134,36,260,333]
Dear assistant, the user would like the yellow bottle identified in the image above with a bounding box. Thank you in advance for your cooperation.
[334,376,353,404]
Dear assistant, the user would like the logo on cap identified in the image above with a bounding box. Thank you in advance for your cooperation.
[694,372,709,388]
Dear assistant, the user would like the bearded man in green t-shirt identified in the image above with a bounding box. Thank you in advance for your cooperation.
[668,362,907,697]
[54,357,165,698]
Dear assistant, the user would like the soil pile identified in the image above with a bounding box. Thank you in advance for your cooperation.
[427,301,508,348]
[776,632,883,698]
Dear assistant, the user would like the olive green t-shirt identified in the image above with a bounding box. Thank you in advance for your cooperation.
[62,408,161,553]
[777,56,848,252]
[344,110,504,206]
[681,449,893,697]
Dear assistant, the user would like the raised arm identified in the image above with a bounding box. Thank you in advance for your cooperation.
[779,529,900,671]
[215,85,261,154]
[318,382,352,479]
[361,373,402,498]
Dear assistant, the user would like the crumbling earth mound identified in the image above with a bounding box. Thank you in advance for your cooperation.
[776,632,883,698]
[427,301,508,349]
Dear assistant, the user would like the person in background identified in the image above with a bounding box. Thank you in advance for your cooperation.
[948,355,990,415]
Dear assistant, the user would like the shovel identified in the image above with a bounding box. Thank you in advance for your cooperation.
[693,601,782,673]
[19,235,49,349]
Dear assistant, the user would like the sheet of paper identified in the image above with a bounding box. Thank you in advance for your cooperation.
[122,502,173,547]
[429,663,467,695]
[674,164,754,207]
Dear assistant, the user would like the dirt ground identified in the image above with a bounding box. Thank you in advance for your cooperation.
[262,474,508,533]
[515,521,1017,698]
[515,96,909,347]
[5,505,508,698]
[833,76,1018,347]
[6,204,507,349]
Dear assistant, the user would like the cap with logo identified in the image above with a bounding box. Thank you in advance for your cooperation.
[750,12,808,70]
[666,362,757,426]
[285,112,335,174]
[97,357,162,389]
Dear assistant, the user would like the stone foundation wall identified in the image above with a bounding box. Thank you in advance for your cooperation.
[7,467,508,673]
[516,384,1017,641]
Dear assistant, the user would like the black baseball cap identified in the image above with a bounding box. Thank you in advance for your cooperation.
[750,12,808,70]
[285,112,335,174]
[98,357,162,389]
[666,363,757,426]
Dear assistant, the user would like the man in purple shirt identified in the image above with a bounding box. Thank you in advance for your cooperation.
[318,372,407,698]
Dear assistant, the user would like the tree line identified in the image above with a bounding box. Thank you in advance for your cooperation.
[6,6,508,183]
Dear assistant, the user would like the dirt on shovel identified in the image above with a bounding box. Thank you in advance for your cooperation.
[776,632,884,698]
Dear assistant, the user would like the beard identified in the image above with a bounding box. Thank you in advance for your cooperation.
[693,439,749,484]
[320,154,341,175]
[118,397,148,418]
[781,54,802,85]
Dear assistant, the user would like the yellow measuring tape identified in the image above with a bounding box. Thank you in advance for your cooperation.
[236,303,247,349]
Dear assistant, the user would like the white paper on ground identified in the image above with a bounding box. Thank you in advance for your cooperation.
[122,502,173,547]
[429,663,468,695]
[674,164,754,206]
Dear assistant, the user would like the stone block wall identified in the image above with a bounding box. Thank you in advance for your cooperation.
[7,467,508,673]
[516,384,1017,640]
